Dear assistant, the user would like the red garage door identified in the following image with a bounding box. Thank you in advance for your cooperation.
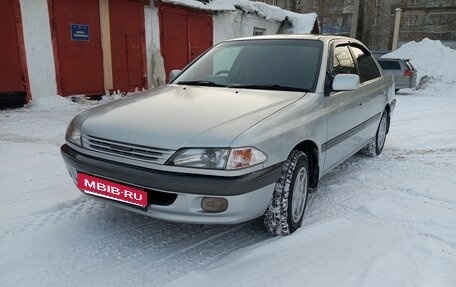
[0,0,28,96]
[109,0,147,91]
[50,0,104,96]
[159,5,213,80]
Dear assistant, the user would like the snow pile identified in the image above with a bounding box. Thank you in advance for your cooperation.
[23,89,145,111]
[285,11,317,34]
[161,0,235,11]
[241,1,285,22]
[162,0,317,34]
[383,38,456,91]
[25,95,82,111]
[24,90,142,114]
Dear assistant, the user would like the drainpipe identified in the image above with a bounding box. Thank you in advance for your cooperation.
[350,0,360,38]
[392,8,402,51]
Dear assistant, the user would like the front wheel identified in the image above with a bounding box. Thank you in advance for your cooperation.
[264,150,309,235]
[361,111,388,157]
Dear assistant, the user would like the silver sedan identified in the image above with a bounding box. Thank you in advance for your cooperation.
[61,35,395,235]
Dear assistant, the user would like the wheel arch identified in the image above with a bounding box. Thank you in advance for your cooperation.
[292,140,319,189]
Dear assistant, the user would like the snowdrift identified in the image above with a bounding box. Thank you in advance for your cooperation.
[384,38,456,91]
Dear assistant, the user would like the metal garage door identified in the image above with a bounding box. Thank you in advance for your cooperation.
[50,0,104,96]
[0,0,28,97]
[159,4,213,80]
[109,0,147,91]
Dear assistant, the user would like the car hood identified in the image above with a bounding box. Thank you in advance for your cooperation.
[78,85,304,150]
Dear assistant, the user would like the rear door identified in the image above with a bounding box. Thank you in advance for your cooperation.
[349,45,385,143]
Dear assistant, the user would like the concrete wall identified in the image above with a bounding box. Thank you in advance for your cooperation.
[145,5,166,87]
[19,0,57,99]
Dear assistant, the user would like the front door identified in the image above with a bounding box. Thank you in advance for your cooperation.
[324,44,365,171]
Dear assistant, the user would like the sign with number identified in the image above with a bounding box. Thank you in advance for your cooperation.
[70,24,90,41]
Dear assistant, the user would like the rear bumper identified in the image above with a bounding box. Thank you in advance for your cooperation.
[61,144,282,224]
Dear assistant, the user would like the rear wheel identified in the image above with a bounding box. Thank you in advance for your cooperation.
[264,150,309,235]
[361,111,388,156]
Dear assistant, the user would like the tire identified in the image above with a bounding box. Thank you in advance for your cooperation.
[361,111,388,157]
[264,150,309,235]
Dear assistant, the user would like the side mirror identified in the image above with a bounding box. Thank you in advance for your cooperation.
[332,74,360,91]
[169,70,181,82]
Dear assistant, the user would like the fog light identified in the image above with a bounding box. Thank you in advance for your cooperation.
[201,197,228,213]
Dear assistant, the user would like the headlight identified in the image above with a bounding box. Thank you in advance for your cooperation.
[168,148,230,169]
[168,147,266,170]
[65,123,82,146]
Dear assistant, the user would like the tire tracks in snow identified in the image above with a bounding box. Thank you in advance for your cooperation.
[0,196,100,242]
[0,194,271,287]
[80,221,271,287]
[303,148,456,247]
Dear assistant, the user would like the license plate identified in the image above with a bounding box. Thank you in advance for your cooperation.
[78,173,148,208]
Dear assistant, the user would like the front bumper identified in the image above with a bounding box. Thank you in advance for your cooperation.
[61,144,282,224]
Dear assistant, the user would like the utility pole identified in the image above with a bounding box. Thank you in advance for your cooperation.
[350,0,360,38]
[392,8,402,50]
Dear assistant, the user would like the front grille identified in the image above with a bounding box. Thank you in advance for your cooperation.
[82,135,175,164]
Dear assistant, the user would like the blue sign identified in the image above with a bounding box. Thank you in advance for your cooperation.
[70,24,90,41]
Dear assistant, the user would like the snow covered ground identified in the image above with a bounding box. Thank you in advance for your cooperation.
[1,40,456,286]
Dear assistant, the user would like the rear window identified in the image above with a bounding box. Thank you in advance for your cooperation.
[378,60,401,70]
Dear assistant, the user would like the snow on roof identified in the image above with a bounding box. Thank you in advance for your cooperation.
[384,38,456,90]
[161,0,318,34]
[284,11,318,34]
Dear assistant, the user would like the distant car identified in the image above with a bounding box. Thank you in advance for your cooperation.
[377,58,417,92]
[61,35,395,235]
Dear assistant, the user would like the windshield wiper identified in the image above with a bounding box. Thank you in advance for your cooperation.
[176,81,226,87]
[227,84,309,92]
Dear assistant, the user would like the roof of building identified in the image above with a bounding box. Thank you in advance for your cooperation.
[161,0,318,34]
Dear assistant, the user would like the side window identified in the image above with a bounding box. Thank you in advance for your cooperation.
[332,45,356,76]
[350,46,381,83]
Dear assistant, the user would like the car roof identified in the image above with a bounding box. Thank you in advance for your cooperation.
[223,34,364,45]
[378,58,411,62]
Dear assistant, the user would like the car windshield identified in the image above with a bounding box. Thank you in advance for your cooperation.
[173,39,323,92]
